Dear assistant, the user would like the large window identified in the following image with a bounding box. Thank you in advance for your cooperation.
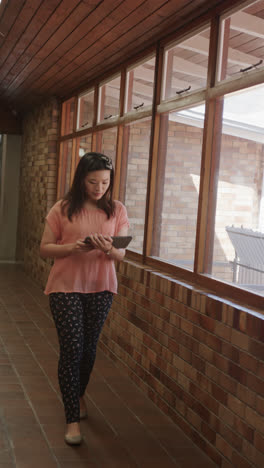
[95,127,118,165]
[58,0,264,308]
[211,84,264,292]
[152,105,205,270]
[57,140,73,198]
[121,119,151,254]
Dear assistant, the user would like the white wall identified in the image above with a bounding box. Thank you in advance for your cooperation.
[0,134,22,261]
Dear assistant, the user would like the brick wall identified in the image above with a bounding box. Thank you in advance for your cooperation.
[16,98,59,286]
[100,259,264,468]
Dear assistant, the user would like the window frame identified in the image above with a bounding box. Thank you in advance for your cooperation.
[57,0,264,311]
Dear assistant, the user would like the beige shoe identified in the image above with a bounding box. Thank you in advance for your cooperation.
[64,433,83,445]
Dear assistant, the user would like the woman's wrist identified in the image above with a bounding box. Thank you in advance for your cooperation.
[105,245,113,256]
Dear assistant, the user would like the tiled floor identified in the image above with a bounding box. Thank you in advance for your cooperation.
[0,264,217,468]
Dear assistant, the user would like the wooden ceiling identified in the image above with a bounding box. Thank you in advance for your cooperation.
[0,0,247,116]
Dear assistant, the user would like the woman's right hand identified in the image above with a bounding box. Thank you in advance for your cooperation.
[72,240,94,254]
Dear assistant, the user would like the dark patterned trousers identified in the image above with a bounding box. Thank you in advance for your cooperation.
[49,291,113,423]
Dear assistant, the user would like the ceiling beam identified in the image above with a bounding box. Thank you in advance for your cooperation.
[181,35,257,66]
[231,11,264,40]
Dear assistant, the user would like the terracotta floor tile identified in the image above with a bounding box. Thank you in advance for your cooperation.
[0,265,217,468]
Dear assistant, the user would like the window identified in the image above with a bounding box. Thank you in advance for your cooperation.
[95,127,118,166]
[218,0,264,82]
[73,134,92,171]
[98,75,120,123]
[61,98,75,136]
[120,118,152,253]
[57,140,73,198]
[162,26,210,102]
[77,89,95,130]
[58,0,264,308]
[151,104,205,269]
[210,84,264,294]
[125,56,156,114]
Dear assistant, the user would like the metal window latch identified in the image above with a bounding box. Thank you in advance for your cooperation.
[81,121,89,128]
[104,114,113,120]
[176,85,191,95]
[133,102,144,110]
[240,59,263,73]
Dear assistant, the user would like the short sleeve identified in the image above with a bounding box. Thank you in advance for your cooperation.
[115,201,129,234]
[46,201,62,240]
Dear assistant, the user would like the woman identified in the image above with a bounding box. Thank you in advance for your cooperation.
[40,152,129,445]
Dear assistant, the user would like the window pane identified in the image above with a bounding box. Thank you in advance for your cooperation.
[122,119,152,253]
[151,104,205,270]
[74,135,92,170]
[98,76,120,123]
[218,0,264,82]
[211,84,264,295]
[95,127,117,165]
[162,27,210,101]
[125,56,155,113]
[77,89,94,130]
[58,140,73,198]
[61,98,75,136]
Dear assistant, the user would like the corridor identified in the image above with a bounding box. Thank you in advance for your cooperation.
[0,264,216,468]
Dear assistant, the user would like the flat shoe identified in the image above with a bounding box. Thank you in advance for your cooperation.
[80,409,88,419]
[64,433,83,445]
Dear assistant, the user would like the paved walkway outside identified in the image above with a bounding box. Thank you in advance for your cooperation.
[0,264,217,468]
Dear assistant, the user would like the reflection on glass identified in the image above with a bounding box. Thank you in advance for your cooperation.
[61,98,75,136]
[58,140,73,198]
[152,104,205,270]
[122,119,151,253]
[125,57,155,113]
[211,84,264,294]
[98,76,120,123]
[77,90,94,130]
[95,127,117,166]
[218,0,264,82]
[162,27,210,101]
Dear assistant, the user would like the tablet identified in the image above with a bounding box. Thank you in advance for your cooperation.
[84,235,132,249]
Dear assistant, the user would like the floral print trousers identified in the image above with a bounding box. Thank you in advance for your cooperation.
[49,291,113,423]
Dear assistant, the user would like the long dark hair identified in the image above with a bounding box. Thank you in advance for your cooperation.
[61,152,115,220]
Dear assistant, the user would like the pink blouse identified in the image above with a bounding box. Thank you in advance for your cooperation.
[44,200,129,295]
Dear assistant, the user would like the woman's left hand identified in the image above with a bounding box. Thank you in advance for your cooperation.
[89,234,113,254]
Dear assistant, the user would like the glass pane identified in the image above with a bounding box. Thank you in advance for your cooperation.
[162,27,210,101]
[98,76,120,123]
[58,140,73,198]
[77,90,94,130]
[218,0,264,82]
[61,98,75,136]
[151,104,205,270]
[95,127,117,166]
[74,134,92,170]
[211,84,264,295]
[125,57,155,113]
[122,118,152,253]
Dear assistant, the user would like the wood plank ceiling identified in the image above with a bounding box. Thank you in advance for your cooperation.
[0,0,249,116]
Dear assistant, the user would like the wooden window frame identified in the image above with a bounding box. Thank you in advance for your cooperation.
[57,0,264,311]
